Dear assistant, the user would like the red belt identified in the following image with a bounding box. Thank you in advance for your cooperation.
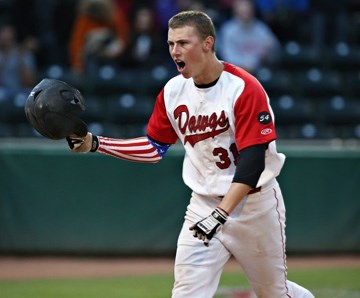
[248,186,261,194]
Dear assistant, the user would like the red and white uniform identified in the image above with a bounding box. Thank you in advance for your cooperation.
[147,62,285,197]
[96,62,313,297]
[145,62,312,298]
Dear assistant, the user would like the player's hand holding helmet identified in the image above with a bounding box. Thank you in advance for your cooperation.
[25,78,88,140]
[190,208,228,246]
[66,133,99,153]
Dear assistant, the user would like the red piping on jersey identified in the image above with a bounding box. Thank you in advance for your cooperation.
[274,188,291,298]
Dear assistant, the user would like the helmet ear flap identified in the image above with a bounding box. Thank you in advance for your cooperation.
[25,78,88,140]
[61,88,86,112]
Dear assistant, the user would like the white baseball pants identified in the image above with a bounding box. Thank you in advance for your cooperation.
[172,179,314,298]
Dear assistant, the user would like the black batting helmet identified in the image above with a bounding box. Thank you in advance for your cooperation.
[25,78,88,140]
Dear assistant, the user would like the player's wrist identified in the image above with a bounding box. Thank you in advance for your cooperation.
[212,208,228,224]
[90,134,99,152]
[216,206,229,217]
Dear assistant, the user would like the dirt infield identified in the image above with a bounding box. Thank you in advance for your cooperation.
[0,255,359,280]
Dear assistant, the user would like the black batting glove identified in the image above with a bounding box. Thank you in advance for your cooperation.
[66,133,99,152]
[189,208,228,246]
[66,136,84,150]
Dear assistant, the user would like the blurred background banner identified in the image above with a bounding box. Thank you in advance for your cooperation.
[0,141,359,256]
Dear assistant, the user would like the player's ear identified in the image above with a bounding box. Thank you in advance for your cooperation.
[203,36,214,53]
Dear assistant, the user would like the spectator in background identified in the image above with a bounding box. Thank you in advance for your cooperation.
[217,0,281,74]
[0,24,37,98]
[310,0,349,50]
[34,0,77,68]
[9,0,77,70]
[154,0,208,39]
[68,0,129,75]
[113,0,134,24]
[154,0,179,37]
[121,6,165,69]
[254,0,310,42]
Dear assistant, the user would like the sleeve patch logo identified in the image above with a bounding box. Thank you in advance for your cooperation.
[261,128,273,135]
[258,111,272,124]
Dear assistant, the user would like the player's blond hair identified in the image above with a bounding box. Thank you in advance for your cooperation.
[168,10,216,52]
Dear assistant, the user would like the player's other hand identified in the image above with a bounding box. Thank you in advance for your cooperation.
[66,132,96,153]
[189,208,228,246]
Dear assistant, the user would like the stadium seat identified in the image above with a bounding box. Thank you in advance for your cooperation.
[0,91,29,123]
[84,66,141,96]
[326,43,360,72]
[83,65,172,98]
[279,41,323,70]
[281,123,337,139]
[294,68,343,98]
[42,64,66,80]
[345,70,360,97]
[271,95,315,125]
[81,94,107,123]
[320,96,360,125]
[138,64,174,96]
[37,64,81,90]
[338,124,360,139]
[106,93,153,124]
[256,67,295,97]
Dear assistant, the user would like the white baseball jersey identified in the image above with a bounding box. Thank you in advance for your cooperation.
[147,62,285,197]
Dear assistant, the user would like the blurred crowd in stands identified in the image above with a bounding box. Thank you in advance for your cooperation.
[1,0,360,139]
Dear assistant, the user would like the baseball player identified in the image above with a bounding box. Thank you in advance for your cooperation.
[67,10,314,298]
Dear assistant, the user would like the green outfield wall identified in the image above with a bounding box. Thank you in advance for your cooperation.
[0,141,359,255]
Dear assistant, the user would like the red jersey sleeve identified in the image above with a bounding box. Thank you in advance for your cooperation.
[233,71,277,150]
[146,88,179,144]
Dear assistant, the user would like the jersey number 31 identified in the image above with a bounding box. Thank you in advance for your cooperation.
[213,143,238,170]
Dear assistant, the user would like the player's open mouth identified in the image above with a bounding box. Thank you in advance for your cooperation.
[175,60,186,72]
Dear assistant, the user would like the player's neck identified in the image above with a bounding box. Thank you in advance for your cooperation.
[193,58,224,86]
